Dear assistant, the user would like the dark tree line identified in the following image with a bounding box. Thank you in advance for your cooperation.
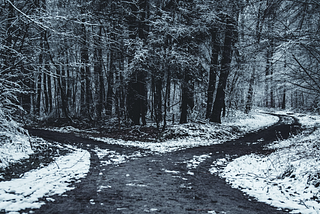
[1,0,320,129]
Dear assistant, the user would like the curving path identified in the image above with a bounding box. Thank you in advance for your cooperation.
[26,114,300,214]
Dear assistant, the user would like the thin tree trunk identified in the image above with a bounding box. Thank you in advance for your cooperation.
[106,68,113,116]
[154,75,162,128]
[206,27,219,119]
[245,67,255,114]
[162,68,170,131]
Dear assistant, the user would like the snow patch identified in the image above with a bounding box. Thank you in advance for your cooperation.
[93,147,146,166]
[126,183,148,187]
[163,169,180,174]
[185,154,211,169]
[209,157,229,175]
[0,149,90,212]
[224,112,278,133]
[0,133,33,169]
[45,126,99,134]
[212,113,320,214]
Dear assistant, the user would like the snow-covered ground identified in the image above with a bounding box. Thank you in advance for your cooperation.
[0,110,279,213]
[211,112,320,214]
[0,134,33,170]
[91,111,278,153]
[0,148,90,213]
[0,117,33,170]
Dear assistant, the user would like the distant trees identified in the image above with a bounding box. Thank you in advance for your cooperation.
[1,0,320,129]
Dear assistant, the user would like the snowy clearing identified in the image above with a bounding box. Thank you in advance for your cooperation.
[91,111,278,153]
[0,148,90,213]
[212,112,320,214]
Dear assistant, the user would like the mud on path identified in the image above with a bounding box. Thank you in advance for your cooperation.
[26,115,300,214]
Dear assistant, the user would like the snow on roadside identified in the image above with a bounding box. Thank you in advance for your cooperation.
[45,126,99,134]
[91,112,278,154]
[0,148,90,213]
[224,110,279,133]
[275,110,320,130]
[212,112,320,214]
[0,134,33,170]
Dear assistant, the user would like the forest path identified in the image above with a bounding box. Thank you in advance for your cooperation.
[27,114,300,214]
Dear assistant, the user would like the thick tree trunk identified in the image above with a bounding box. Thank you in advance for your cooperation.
[126,0,148,125]
[180,70,194,124]
[210,16,235,123]
[127,72,147,125]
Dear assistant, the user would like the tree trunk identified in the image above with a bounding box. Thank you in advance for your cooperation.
[57,66,70,120]
[106,52,114,116]
[180,70,194,124]
[127,72,147,125]
[210,15,235,123]
[154,76,162,128]
[95,26,105,119]
[206,27,219,119]
[162,68,170,131]
[245,67,255,114]
[126,0,148,125]
[180,77,188,124]
[281,87,286,109]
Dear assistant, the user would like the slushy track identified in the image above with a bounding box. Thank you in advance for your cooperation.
[27,115,299,214]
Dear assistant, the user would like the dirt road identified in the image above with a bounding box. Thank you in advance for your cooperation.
[26,115,299,214]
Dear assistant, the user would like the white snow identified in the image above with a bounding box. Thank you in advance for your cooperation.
[44,126,99,134]
[209,157,230,175]
[224,110,279,133]
[163,169,180,174]
[126,183,148,187]
[185,154,211,169]
[92,147,146,166]
[212,112,320,214]
[0,148,90,212]
[0,133,33,169]
[187,171,195,176]
[91,111,278,154]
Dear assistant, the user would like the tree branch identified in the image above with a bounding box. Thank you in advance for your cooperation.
[292,54,320,93]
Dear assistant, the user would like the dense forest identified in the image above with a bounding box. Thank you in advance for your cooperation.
[1,0,320,128]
